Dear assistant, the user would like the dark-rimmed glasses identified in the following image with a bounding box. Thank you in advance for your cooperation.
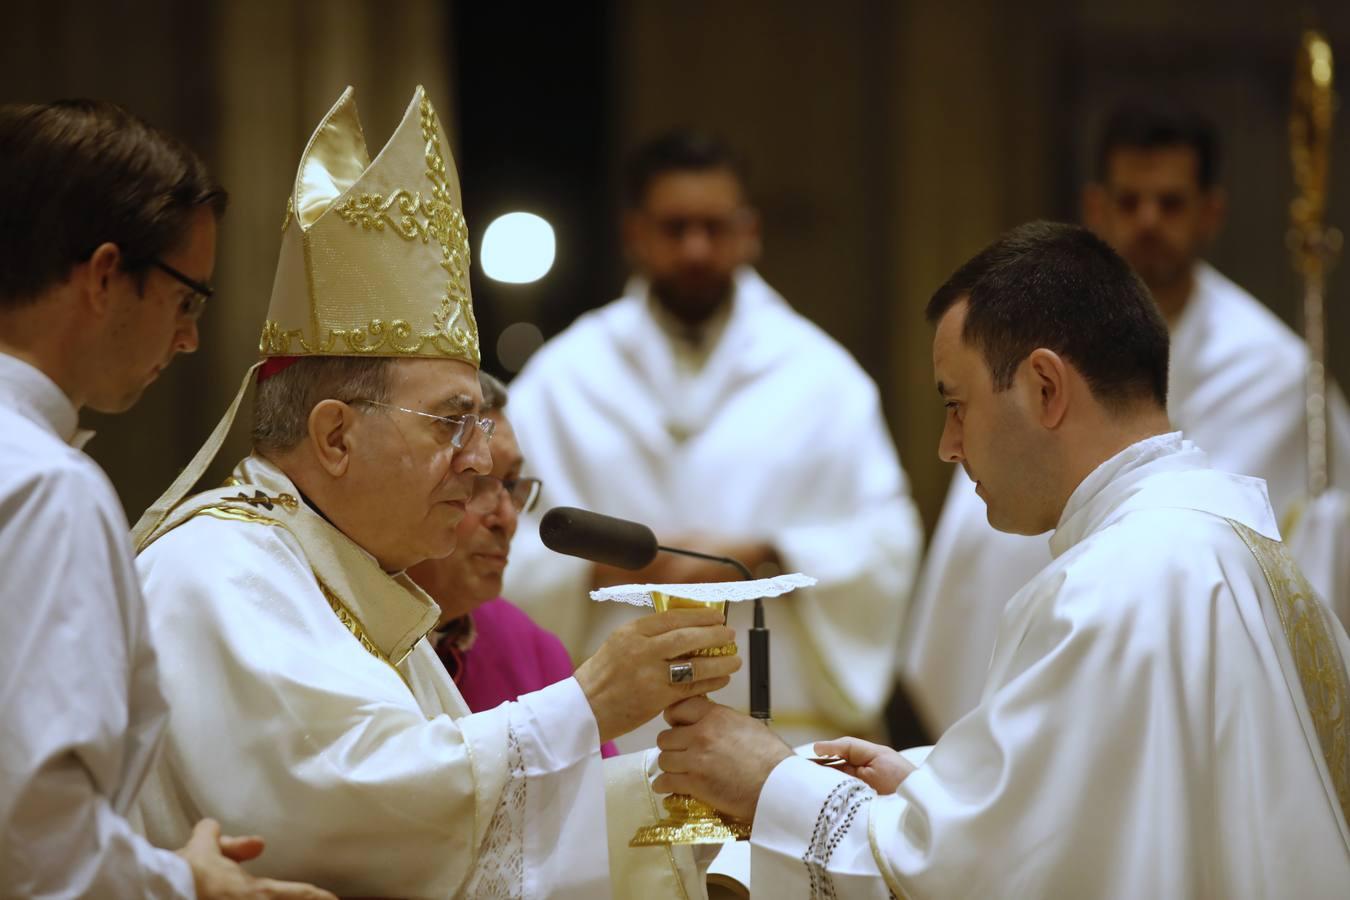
[152,259,214,321]
[350,399,495,449]
[468,475,542,515]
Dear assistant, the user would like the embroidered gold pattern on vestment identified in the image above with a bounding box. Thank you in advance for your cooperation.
[192,505,286,529]
[157,497,414,688]
[316,577,411,688]
[228,490,299,512]
[1229,519,1349,826]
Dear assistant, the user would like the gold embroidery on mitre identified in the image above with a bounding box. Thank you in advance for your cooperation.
[1229,519,1349,826]
[258,87,480,364]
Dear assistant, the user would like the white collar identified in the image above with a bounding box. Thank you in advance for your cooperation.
[0,351,92,448]
[1049,430,1279,558]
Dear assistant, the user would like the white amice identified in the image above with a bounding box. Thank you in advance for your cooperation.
[753,433,1350,898]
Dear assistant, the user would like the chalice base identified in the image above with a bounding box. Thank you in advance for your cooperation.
[630,793,751,847]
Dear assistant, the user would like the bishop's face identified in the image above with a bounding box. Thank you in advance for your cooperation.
[933,301,1058,536]
[344,358,493,571]
[624,168,759,324]
[408,414,523,622]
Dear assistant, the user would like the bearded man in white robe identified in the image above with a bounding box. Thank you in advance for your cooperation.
[129,86,734,899]
[505,130,923,750]
[654,221,1350,898]
[905,100,1350,734]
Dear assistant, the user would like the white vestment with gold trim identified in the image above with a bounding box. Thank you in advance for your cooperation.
[752,434,1350,898]
[133,455,705,899]
[505,268,923,750]
[905,262,1350,733]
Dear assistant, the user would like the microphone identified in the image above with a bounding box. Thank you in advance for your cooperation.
[539,506,659,571]
[538,506,771,721]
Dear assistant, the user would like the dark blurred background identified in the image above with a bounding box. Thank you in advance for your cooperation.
[4,0,1349,539]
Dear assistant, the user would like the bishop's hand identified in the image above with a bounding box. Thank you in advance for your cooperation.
[574,608,740,743]
[653,695,793,823]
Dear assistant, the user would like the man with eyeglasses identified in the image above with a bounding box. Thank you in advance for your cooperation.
[409,372,620,758]
[0,100,332,899]
[126,86,734,897]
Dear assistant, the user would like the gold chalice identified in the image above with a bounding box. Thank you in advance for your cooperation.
[630,590,751,847]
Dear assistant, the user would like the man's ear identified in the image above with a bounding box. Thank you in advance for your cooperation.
[1026,348,1069,429]
[307,399,356,477]
[81,242,123,317]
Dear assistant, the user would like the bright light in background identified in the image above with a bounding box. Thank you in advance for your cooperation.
[481,212,556,283]
[497,321,545,373]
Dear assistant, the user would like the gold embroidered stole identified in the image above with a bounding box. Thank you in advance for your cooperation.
[1228,519,1350,835]
[137,458,441,675]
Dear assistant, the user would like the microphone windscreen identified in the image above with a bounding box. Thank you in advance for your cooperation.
[539,507,659,571]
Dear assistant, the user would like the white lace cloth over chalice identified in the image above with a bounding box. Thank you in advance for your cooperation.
[589,573,817,607]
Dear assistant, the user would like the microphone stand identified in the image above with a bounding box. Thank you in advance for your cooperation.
[656,545,771,722]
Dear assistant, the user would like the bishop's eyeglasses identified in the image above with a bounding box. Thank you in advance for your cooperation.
[349,399,495,449]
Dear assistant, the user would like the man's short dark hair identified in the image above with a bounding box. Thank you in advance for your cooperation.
[623,129,748,209]
[926,221,1170,412]
[0,99,228,308]
[1095,99,1221,189]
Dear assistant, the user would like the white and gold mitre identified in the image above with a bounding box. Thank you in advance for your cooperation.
[261,84,479,365]
[131,85,477,547]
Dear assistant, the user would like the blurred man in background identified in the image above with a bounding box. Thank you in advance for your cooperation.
[0,99,330,899]
[409,371,619,757]
[505,130,923,751]
[904,99,1350,735]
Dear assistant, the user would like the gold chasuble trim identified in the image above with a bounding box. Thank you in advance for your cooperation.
[1229,519,1350,828]
[142,487,431,691]
[317,577,412,689]
[169,505,413,686]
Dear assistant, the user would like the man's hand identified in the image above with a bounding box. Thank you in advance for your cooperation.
[176,819,336,899]
[813,737,916,794]
[575,608,741,743]
[653,696,792,822]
